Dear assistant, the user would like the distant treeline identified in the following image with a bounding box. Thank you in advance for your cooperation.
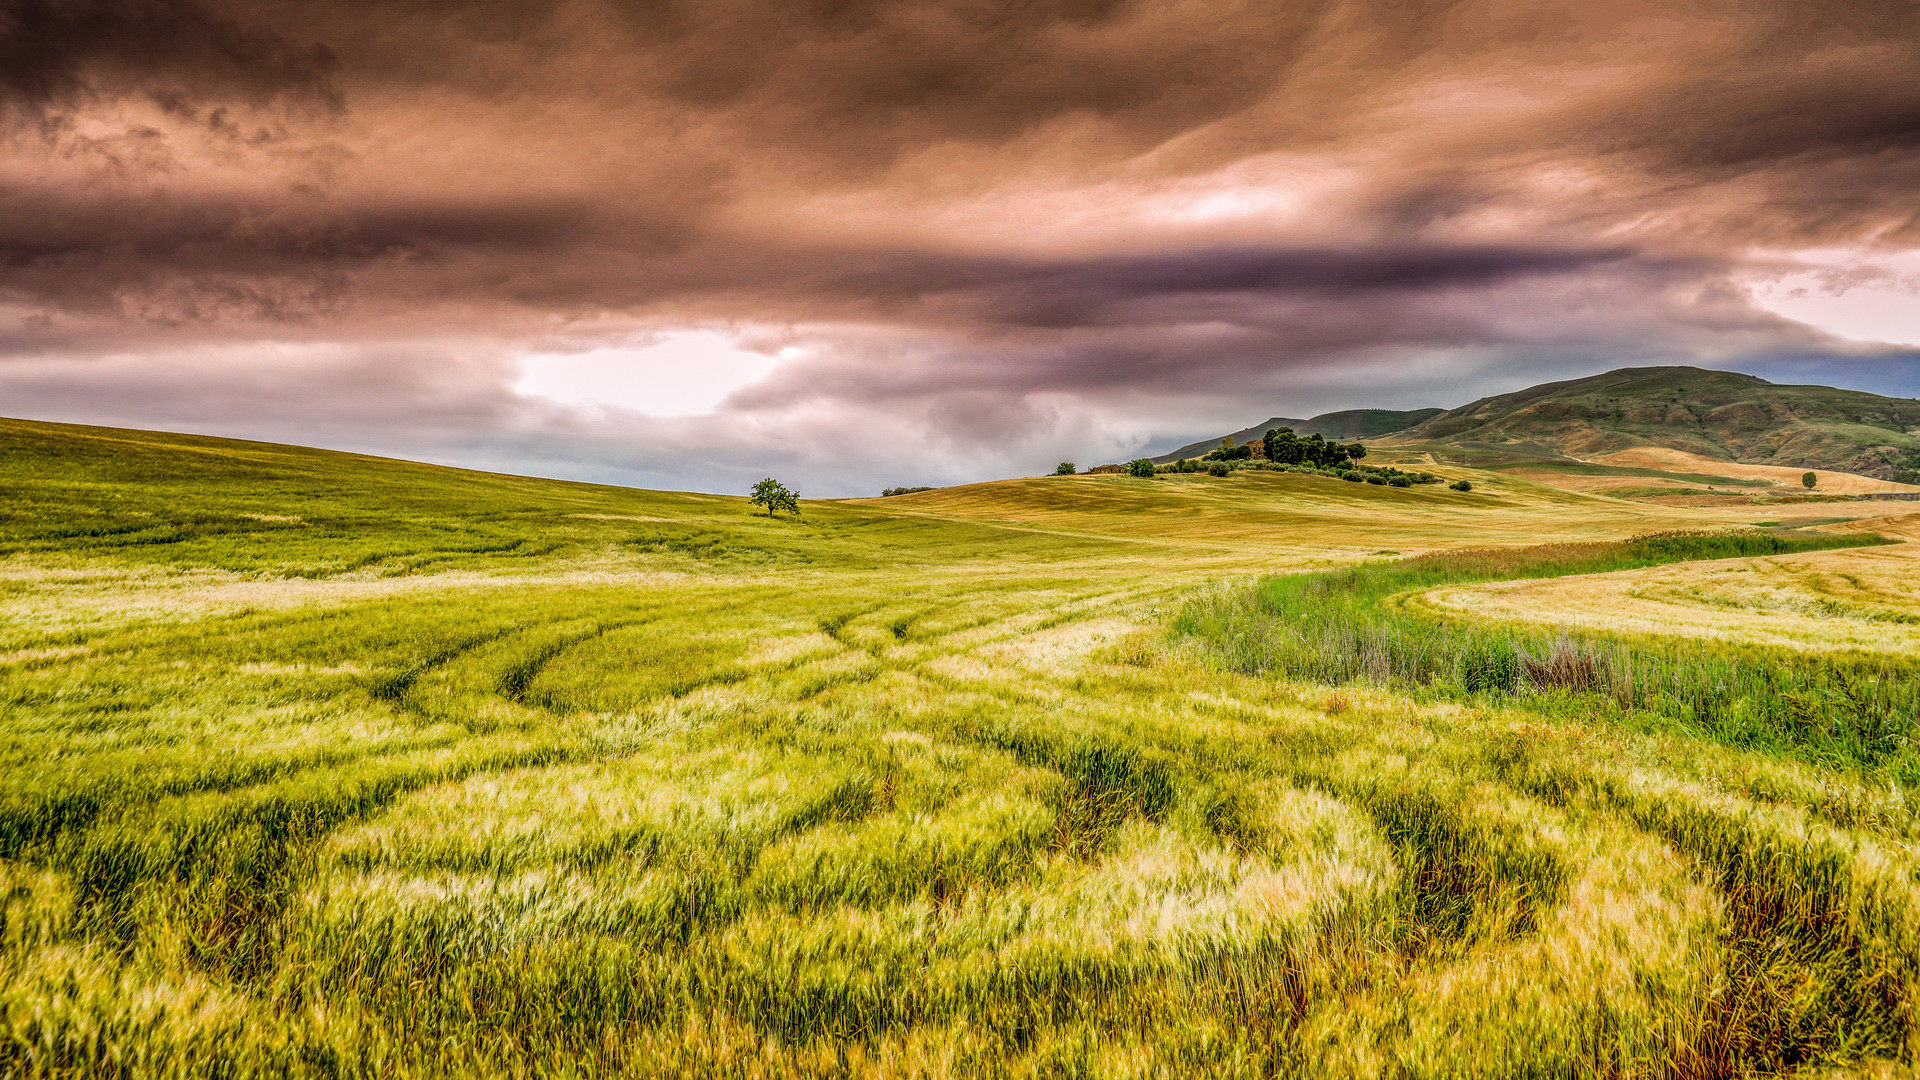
[881,486,935,497]
[1095,426,1469,487]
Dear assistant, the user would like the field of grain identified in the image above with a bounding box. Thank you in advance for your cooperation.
[1595,448,1920,496]
[1415,510,1920,655]
[3,417,1919,1078]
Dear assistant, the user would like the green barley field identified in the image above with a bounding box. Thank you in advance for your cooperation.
[5,416,1920,1078]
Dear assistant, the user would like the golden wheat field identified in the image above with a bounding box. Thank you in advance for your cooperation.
[1412,509,1920,655]
[4,418,1920,1078]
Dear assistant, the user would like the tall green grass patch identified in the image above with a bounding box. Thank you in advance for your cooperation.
[1176,530,1920,773]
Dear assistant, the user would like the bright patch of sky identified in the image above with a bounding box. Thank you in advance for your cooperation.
[1749,249,1920,348]
[515,332,784,417]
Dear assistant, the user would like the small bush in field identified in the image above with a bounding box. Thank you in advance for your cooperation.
[1450,479,1473,492]
[1802,471,1818,489]
[1207,461,1230,477]
[1343,472,1365,483]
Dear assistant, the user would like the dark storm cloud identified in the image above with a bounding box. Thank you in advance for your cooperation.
[247,0,1332,161]
[0,0,341,120]
[818,244,1648,330]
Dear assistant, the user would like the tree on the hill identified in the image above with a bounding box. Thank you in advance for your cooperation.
[750,478,800,517]
[1205,436,1253,462]
[1055,462,1077,475]
[1802,471,1818,490]
[1263,427,1300,464]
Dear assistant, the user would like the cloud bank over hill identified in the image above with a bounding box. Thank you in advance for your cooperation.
[2,0,1918,493]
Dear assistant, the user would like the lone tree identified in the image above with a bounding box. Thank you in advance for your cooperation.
[1055,462,1077,475]
[1127,458,1156,478]
[750,478,800,517]
[1802,471,1818,490]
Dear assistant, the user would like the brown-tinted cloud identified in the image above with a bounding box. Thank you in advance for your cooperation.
[0,0,340,121]
[2,0,1918,493]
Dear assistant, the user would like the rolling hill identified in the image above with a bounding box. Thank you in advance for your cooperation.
[1385,366,1920,477]
[1151,407,1442,463]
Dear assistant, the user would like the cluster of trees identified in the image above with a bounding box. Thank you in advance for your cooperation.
[1098,450,1476,491]
[1201,438,1254,462]
[882,486,935,497]
[1191,430,1367,467]
[1090,426,1480,490]
[1260,428,1366,468]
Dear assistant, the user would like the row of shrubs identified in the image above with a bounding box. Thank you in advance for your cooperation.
[1062,458,1476,492]
[1137,457,1470,490]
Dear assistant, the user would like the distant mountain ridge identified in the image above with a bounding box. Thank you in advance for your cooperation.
[1151,408,1442,464]
[1383,366,1920,477]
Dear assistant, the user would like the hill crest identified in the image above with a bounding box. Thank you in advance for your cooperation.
[1151,408,1442,463]
[1386,366,1920,477]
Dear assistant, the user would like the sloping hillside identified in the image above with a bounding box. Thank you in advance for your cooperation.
[1153,416,1303,463]
[1151,408,1440,463]
[1294,407,1446,440]
[1387,366,1920,476]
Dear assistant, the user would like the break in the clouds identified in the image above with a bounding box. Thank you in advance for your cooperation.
[2,0,1919,495]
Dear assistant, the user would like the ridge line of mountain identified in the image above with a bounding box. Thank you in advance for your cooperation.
[1146,365,1920,481]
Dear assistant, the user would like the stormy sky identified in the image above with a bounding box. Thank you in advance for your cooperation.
[3,0,1918,494]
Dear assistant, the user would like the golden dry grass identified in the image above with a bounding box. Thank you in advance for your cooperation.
[1415,511,1920,655]
[1595,447,1920,495]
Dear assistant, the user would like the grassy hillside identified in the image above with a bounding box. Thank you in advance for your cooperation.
[1288,407,1446,441]
[1387,365,1920,476]
[1151,415,1303,463]
[5,416,1920,1078]
[1150,408,1439,463]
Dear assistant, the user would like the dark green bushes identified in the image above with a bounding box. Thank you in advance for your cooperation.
[1261,428,1365,468]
